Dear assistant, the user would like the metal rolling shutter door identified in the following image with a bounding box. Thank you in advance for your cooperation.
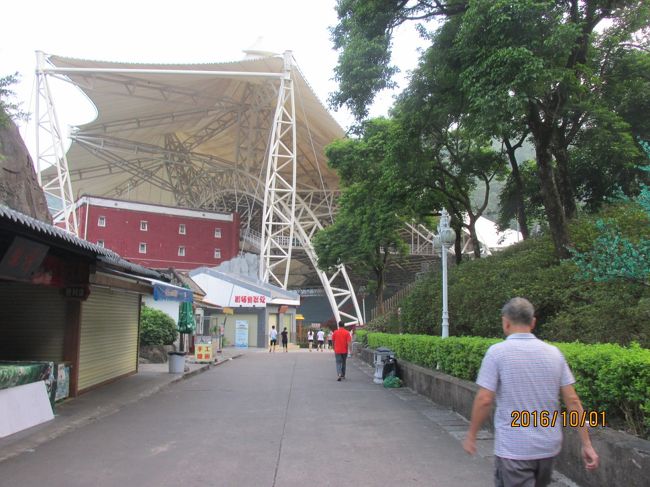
[0,282,66,361]
[78,287,139,391]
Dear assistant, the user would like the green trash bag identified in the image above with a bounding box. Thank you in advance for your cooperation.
[383,376,403,388]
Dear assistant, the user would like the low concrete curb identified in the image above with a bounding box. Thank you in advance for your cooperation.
[359,347,650,487]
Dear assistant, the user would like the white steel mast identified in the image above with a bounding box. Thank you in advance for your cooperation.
[35,51,79,235]
[259,51,298,289]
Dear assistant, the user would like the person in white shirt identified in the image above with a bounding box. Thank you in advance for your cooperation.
[463,297,598,486]
[269,326,278,353]
[307,330,314,351]
[316,329,325,351]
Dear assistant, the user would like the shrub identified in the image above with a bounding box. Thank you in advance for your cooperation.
[140,306,178,346]
[355,329,369,346]
[364,332,650,438]
[397,202,650,346]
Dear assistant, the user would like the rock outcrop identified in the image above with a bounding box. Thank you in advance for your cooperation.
[0,112,51,222]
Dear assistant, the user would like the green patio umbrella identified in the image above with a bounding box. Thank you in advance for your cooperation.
[177,285,195,350]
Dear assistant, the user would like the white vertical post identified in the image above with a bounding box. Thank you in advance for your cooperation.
[259,51,297,289]
[438,208,455,338]
[441,238,449,338]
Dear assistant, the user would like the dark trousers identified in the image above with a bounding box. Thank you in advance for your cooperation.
[335,353,347,377]
[494,456,554,487]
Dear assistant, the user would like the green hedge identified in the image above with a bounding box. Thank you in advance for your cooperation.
[358,331,650,438]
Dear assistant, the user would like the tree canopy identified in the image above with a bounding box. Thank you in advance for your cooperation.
[313,118,409,311]
[330,0,650,259]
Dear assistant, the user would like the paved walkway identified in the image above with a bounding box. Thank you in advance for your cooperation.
[0,349,578,486]
[0,348,241,462]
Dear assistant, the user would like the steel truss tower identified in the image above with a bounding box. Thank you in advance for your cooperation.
[34,51,364,325]
[35,51,79,234]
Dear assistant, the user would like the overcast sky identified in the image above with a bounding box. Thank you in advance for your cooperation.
[2,0,432,156]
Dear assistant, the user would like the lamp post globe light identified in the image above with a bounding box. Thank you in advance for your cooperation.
[438,209,456,338]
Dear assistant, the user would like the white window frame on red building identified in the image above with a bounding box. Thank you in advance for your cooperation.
[139,242,147,254]
[140,220,148,231]
[98,216,106,227]
[179,223,186,235]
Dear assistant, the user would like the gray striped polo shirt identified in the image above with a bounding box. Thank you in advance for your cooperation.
[476,333,575,460]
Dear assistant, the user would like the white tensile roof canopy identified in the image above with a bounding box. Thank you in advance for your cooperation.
[45,53,342,223]
[38,51,364,324]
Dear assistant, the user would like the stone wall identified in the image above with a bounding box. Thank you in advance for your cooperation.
[359,347,650,487]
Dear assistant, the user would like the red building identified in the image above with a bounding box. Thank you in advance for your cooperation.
[73,196,239,271]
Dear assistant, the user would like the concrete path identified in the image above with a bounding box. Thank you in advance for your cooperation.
[0,350,577,486]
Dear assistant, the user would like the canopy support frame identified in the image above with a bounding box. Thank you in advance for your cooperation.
[35,51,79,234]
[35,51,364,325]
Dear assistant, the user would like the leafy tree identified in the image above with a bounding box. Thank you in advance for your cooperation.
[0,73,28,127]
[140,306,178,346]
[498,159,546,232]
[390,20,507,259]
[454,0,649,258]
[330,0,467,119]
[330,0,650,260]
[313,118,408,312]
[571,141,650,286]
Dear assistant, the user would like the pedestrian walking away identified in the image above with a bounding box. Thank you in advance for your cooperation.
[317,329,325,351]
[332,321,352,381]
[307,329,314,351]
[463,297,599,487]
[281,327,289,352]
[269,325,278,353]
[327,329,333,350]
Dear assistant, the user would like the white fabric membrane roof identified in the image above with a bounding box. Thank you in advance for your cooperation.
[46,53,344,224]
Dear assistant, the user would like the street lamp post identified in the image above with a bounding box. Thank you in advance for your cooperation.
[438,209,456,338]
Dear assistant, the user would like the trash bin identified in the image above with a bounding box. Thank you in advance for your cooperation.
[168,351,186,374]
[373,347,394,384]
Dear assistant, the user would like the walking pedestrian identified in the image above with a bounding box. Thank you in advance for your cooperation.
[307,329,314,351]
[281,327,288,352]
[317,329,325,351]
[327,329,333,350]
[269,325,278,353]
[463,297,599,487]
[332,321,351,381]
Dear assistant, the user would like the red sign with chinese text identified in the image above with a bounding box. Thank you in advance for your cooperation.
[233,295,266,305]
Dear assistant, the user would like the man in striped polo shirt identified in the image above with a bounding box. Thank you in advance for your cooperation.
[463,297,599,486]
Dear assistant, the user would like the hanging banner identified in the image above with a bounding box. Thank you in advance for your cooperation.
[235,320,249,348]
[153,283,193,302]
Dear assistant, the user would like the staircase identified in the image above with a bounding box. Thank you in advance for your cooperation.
[369,280,420,322]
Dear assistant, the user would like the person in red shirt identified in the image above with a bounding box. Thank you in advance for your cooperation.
[332,320,352,381]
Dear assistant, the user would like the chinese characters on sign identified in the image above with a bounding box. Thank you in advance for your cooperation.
[0,237,49,279]
[194,342,213,362]
[233,295,266,305]
[235,320,249,347]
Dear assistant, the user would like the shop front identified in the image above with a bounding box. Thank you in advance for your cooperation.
[189,267,300,348]
[0,205,185,437]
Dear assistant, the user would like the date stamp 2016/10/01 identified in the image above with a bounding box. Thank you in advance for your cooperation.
[511,410,606,428]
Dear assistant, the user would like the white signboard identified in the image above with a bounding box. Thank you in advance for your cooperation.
[235,320,249,348]
[0,381,54,438]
